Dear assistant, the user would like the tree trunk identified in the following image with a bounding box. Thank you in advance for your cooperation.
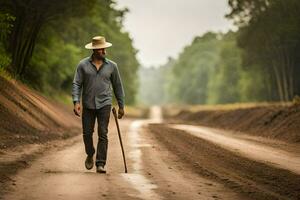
[271,61,285,102]
[278,47,290,101]
[283,46,295,100]
[9,11,43,78]
[10,12,26,76]
[19,19,42,76]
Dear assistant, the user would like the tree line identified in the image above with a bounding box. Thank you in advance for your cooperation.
[138,0,300,105]
[0,0,139,104]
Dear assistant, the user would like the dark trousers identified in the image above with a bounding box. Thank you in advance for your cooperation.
[82,105,111,167]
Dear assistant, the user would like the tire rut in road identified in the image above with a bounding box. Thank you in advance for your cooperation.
[147,124,300,200]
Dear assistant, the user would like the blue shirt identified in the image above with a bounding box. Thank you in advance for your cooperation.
[72,56,125,109]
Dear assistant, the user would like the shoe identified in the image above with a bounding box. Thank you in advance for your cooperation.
[85,155,94,170]
[96,165,106,173]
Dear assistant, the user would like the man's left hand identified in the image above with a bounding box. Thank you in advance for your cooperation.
[118,108,124,119]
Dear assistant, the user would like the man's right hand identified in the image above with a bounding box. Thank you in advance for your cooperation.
[73,103,81,117]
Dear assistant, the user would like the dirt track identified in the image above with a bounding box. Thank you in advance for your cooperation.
[1,107,300,199]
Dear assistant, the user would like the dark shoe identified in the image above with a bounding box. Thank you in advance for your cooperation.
[96,165,106,173]
[85,156,94,170]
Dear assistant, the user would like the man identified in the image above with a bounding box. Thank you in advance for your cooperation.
[72,36,125,173]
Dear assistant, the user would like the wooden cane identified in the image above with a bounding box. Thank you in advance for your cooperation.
[112,107,128,173]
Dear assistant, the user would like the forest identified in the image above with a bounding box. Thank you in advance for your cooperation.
[139,0,300,105]
[0,0,299,105]
[0,0,139,104]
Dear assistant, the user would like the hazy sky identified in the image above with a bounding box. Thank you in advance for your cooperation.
[116,0,235,67]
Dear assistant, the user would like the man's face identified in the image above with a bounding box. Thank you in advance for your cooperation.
[93,48,106,60]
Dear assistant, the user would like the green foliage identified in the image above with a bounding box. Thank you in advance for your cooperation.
[138,0,300,105]
[293,95,300,106]
[0,12,14,70]
[227,0,269,26]
[137,0,300,105]
[0,44,10,70]
[227,0,300,101]
[238,67,269,102]
[26,33,81,93]
[0,0,95,77]
[0,12,14,40]
[206,32,241,104]
[169,32,221,104]
[0,0,139,105]
[22,0,139,104]
[155,31,271,105]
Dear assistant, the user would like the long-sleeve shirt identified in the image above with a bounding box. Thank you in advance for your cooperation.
[72,56,125,109]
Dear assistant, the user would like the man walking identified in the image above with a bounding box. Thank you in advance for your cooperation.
[72,36,125,173]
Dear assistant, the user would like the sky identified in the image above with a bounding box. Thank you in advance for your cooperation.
[116,0,235,67]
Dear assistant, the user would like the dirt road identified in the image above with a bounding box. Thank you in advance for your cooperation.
[2,106,300,199]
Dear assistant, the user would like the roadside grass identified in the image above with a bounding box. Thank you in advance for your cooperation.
[48,92,74,107]
[0,68,13,80]
[124,105,149,118]
[163,102,293,117]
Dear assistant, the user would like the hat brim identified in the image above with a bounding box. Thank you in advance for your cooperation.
[85,42,112,49]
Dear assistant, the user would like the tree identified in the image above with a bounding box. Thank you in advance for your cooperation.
[0,0,95,77]
[22,0,139,104]
[207,32,242,104]
[0,12,14,69]
[227,0,269,26]
[227,0,300,101]
[168,32,221,104]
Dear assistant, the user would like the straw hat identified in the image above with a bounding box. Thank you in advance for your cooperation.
[85,36,112,49]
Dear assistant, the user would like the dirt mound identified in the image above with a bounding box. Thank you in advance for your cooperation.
[0,75,82,195]
[148,124,300,200]
[0,76,80,149]
[165,104,300,143]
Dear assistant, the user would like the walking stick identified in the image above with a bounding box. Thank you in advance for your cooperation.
[112,107,128,173]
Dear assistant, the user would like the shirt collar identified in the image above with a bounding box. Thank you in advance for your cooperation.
[88,55,109,64]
